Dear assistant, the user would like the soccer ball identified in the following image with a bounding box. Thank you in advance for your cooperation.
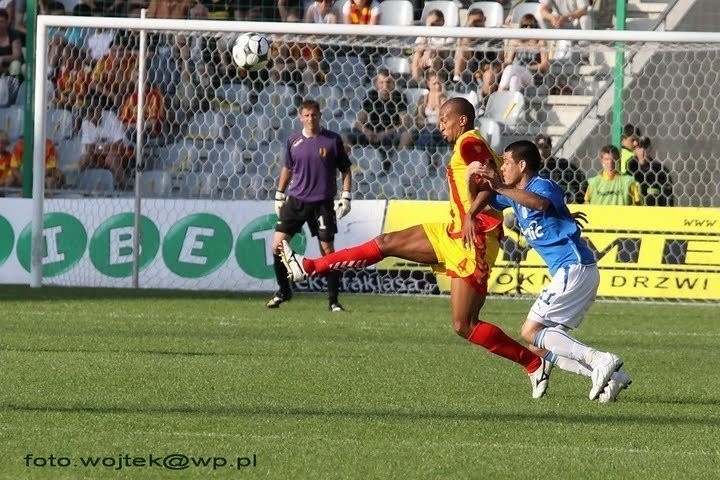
[232,33,270,72]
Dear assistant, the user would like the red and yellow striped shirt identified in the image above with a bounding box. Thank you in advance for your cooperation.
[446,129,503,236]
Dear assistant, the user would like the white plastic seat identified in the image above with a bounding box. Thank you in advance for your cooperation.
[77,168,114,193]
[46,109,74,144]
[379,0,414,26]
[484,91,525,126]
[57,136,83,172]
[138,170,173,197]
[477,118,502,151]
[0,106,24,141]
[467,2,504,27]
[186,110,226,141]
[383,56,412,76]
[447,89,480,109]
[509,2,544,27]
[421,1,459,26]
[403,87,429,115]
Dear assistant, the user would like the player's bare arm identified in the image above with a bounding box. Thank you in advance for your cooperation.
[475,163,550,211]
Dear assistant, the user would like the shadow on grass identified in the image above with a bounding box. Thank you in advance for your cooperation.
[4,401,720,426]
[0,285,266,302]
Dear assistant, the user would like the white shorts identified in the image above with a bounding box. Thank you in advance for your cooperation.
[528,264,600,330]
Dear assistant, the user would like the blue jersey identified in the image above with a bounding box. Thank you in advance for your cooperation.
[490,175,596,275]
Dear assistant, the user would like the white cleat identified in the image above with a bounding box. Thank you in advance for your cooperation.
[279,240,308,281]
[598,370,632,404]
[589,351,623,400]
[529,358,553,399]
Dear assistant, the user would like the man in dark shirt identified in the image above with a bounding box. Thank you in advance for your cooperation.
[536,134,586,204]
[626,136,674,206]
[268,99,353,312]
[342,68,412,149]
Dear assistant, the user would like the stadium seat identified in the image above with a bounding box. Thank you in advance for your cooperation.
[447,89,480,109]
[254,84,297,118]
[214,83,252,110]
[403,87,429,115]
[76,168,114,193]
[186,110,226,141]
[484,91,526,126]
[46,109,74,144]
[178,172,218,198]
[307,85,344,118]
[421,1,459,27]
[379,0,415,26]
[137,170,173,197]
[467,2,505,27]
[0,106,24,141]
[327,56,368,87]
[509,2,544,27]
[394,149,430,179]
[477,118,502,151]
[382,56,412,76]
[57,136,83,172]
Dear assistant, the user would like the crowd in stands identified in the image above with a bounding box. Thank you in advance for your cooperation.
[0,0,674,206]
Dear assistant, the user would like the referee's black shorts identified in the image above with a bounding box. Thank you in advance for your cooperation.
[276,196,338,242]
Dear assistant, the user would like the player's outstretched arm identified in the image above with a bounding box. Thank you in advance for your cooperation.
[474,163,550,211]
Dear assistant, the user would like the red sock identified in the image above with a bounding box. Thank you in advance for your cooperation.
[303,239,384,276]
[468,322,541,374]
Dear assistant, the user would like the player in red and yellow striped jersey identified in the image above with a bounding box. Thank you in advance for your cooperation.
[280,98,551,398]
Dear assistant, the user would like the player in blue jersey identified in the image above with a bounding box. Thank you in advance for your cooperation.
[267,99,353,312]
[472,140,631,402]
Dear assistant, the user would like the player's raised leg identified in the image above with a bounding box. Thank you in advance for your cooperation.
[280,225,439,281]
[267,231,293,308]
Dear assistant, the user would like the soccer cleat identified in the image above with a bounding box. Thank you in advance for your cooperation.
[528,357,553,399]
[279,240,308,281]
[588,351,623,400]
[266,290,292,308]
[598,370,632,404]
[329,302,345,312]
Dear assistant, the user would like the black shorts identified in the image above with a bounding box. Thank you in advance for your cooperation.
[276,196,338,242]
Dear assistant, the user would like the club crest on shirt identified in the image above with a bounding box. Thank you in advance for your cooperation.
[318,148,327,158]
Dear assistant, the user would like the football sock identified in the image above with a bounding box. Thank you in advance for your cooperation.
[534,326,590,363]
[273,253,291,294]
[327,271,340,304]
[469,322,542,374]
[554,357,593,377]
[304,239,384,276]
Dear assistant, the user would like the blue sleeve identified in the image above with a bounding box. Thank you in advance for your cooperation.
[490,193,512,211]
[531,179,565,211]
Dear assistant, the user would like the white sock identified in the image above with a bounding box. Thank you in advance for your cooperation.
[535,327,591,363]
[555,357,592,377]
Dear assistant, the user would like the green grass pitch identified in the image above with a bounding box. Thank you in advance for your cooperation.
[1,286,718,479]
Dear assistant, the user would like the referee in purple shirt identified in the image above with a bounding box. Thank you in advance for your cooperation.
[267,99,353,311]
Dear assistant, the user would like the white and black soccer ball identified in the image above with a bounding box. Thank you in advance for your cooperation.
[232,33,270,72]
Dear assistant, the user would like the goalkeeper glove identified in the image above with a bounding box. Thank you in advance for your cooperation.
[334,191,352,219]
[274,191,287,217]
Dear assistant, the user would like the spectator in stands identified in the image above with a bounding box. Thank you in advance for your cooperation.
[497,14,549,93]
[12,0,25,38]
[52,44,91,118]
[452,7,503,112]
[0,8,22,78]
[89,36,138,110]
[7,136,64,189]
[342,68,411,150]
[411,9,454,83]
[619,122,640,173]
[536,133,586,204]
[342,0,380,25]
[539,0,592,60]
[585,144,642,206]
[118,72,166,140]
[48,2,88,74]
[148,0,190,18]
[412,70,447,149]
[627,136,674,206]
[304,0,337,24]
[0,130,12,186]
[79,103,134,190]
